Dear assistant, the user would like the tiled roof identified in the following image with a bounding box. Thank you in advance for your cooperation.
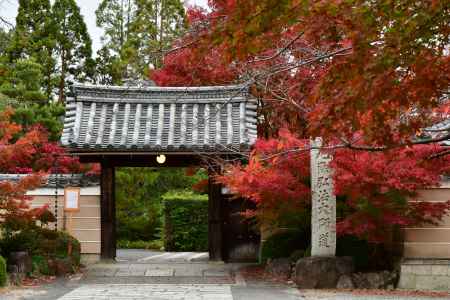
[423,119,450,146]
[0,174,99,187]
[61,84,258,153]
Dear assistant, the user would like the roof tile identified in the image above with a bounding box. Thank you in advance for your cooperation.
[61,84,258,153]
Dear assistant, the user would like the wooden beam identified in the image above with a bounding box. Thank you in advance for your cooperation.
[80,154,206,167]
[100,163,116,260]
[208,171,224,261]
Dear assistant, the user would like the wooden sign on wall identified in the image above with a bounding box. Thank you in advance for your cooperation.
[64,187,80,212]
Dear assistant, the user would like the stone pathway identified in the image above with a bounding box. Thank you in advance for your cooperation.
[116,249,209,263]
[2,250,450,299]
[57,284,233,300]
[82,250,247,285]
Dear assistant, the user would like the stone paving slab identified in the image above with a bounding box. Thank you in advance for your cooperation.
[86,263,236,279]
[173,266,204,276]
[117,249,210,264]
[57,284,233,300]
[80,276,235,285]
[203,269,231,277]
[231,286,302,300]
[144,269,174,276]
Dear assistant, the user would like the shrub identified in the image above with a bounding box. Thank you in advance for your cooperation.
[289,249,307,262]
[336,235,400,271]
[260,229,310,263]
[0,255,6,287]
[162,190,208,251]
[1,228,81,264]
[0,227,81,277]
[0,229,41,256]
[32,255,51,275]
[54,231,81,266]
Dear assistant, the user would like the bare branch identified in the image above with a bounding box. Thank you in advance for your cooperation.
[160,38,199,56]
[0,16,13,28]
[263,46,352,78]
[427,148,450,160]
[247,32,304,63]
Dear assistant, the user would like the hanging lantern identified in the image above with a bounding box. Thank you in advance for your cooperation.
[156,154,166,164]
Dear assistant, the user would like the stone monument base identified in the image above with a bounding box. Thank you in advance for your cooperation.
[294,256,354,289]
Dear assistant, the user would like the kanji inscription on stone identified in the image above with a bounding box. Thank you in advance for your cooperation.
[310,137,336,257]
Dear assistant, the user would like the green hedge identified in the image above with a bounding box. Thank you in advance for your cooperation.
[0,255,6,287]
[115,167,208,243]
[117,239,163,250]
[162,191,208,251]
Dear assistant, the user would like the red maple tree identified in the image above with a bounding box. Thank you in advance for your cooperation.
[152,1,450,240]
[0,108,88,228]
[218,131,450,241]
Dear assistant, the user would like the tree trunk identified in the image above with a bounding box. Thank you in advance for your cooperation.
[58,49,66,103]
[45,47,53,101]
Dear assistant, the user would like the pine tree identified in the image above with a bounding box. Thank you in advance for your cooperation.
[0,28,12,56]
[0,59,47,104]
[52,0,94,102]
[95,47,124,85]
[0,58,64,141]
[8,0,55,100]
[96,0,136,56]
[95,0,136,83]
[6,0,93,102]
[95,0,185,83]
[129,0,185,73]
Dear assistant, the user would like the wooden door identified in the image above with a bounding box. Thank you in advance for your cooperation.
[222,197,260,262]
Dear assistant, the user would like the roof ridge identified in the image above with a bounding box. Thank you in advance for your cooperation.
[72,83,249,93]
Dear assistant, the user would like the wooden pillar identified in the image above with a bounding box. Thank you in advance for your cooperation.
[101,162,116,260]
[208,172,224,261]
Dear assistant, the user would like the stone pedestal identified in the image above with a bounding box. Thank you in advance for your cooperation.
[294,256,354,289]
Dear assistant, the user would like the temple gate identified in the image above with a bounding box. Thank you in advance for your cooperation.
[61,84,258,261]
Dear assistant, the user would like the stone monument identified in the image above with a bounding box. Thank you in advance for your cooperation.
[293,138,353,288]
[310,137,336,256]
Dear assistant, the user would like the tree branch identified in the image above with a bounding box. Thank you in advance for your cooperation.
[255,46,352,79]
[0,16,13,28]
[427,148,450,160]
[248,32,304,63]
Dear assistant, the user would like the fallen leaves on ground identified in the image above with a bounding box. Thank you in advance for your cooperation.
[301,288,450,298]
[21,275,56,287]
[239,265,292,285]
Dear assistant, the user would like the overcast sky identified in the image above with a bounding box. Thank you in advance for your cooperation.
[0,0,208,53]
